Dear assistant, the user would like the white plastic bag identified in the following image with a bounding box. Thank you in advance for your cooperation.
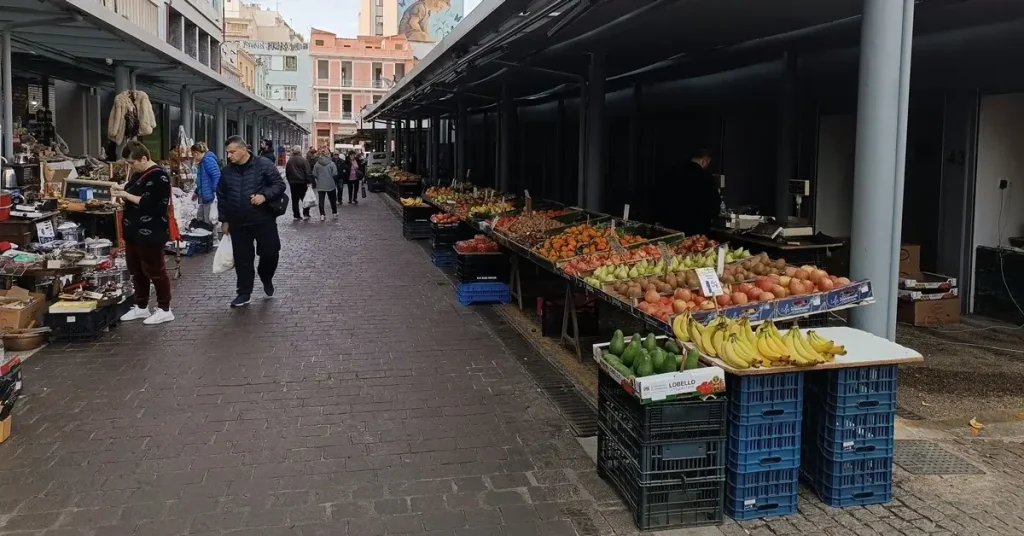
[302,187,317,209]
[213,235,234,274]
[208,198,219,224]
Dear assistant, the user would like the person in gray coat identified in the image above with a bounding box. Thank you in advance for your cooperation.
[311,150,338,221]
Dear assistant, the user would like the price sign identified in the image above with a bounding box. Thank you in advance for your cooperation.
[656,241,672,260]
[716,245,727,276]
[609,237,627,255]
[623,204,630,221]
[36,221,55,243]
[695,267,725,297]
[491,216,501,229]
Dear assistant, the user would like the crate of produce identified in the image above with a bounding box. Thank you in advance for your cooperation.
[402,204,436,223]
[599,371,727,443]
[805,407,895,462]
[431,250,456,268]
[455,281,510,306]
[725,467,799,520]
[456,252,508,282]
[726,420,801,473]
[402,221,431,240]
[801,446,893,508]
[539,296,599,338]
[805,366,898,417]
[727,373,803,426]
[598,430,724,530]
[45,307,117,340]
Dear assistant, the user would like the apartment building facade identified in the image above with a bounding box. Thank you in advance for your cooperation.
[96,0,224,71]
[310,30,414,147]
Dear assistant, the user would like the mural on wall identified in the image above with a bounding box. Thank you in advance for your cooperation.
[398,0,463,42]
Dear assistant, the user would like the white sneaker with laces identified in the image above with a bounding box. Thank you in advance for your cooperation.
[120,306,151,322]
[143,308,175,325]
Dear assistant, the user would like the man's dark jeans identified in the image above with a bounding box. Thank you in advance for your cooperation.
[289,182,311,218]
[230,222,280,297]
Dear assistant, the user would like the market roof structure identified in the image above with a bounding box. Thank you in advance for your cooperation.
[0,0,307,131]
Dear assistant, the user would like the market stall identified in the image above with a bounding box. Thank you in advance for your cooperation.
[380,180,920,531]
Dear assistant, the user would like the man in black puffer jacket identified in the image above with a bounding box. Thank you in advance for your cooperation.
[217,136,287,308]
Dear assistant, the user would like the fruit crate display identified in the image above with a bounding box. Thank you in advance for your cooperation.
[804,405,895,462]
[456,252,508,282]
[801,444,893,508]
[727,372,803,425]
[726,419,801,473]
[598,430,725,531]
[805,365,898,417]
[455,281,510,306]
[402,204,436,223]
[725,467,799,520]
[538,296,599,338]
[402,221,431,240]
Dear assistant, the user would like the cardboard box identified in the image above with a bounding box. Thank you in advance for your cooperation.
[900,244,921,278]
[0,417,10,444]
[593,336,726,403]
[898,297,960,326]
[0,287,46,330]
[900,272,957,291]
[899,287,958,301]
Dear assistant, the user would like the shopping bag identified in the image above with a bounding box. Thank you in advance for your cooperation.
[213,235,234,274]
[302,187,318,209]
[208,198,219,224]
[361,180,367,199]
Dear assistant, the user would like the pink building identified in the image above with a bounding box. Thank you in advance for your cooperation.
[310,29,416,148]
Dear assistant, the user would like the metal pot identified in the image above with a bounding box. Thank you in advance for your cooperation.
[87,270,120,288]
[85,243,111,258]
[10,153,32,165]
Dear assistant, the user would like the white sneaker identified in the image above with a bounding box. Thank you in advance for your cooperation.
[120,306,151,322]
[320,215,326,221]
[143,308,175,325]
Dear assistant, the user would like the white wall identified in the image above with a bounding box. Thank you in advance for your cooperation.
[974,94,1024,250]
[814,114,856,238]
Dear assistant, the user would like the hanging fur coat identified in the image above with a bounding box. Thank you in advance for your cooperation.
[107,90,156,145]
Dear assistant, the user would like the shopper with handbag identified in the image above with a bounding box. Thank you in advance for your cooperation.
[312,149,339,220]
[339,151,365,205]
[285,145,313,220]
[217,135,288,308]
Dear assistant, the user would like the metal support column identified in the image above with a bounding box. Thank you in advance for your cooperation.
[180,86,193,141]
[430,114,440,184]
[114,65,130,94]
[456,100,468,183]
[41,75,50,109]
[215,99,226,160]
[577,85,587,207]
[1,30,13,159]
[499,85,515,193]
[237,108,247,145]
[628,85,641,216]
[555,100,565,202]
[849,0,907,338]
[386,120,394,166]
[584,53,606,211]
[249,113,258,149]
[775,52,797,220]
[413,119,421,174]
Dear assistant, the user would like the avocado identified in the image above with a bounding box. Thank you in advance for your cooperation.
[633,349,649,372]
[643,333,658,353]
[683,348,700,371]
[620,339,640,367]
[664,340,681,355]
[603,351,622,368]
[675,353,684,370]
[609,330,625,357]
[650,348,666,374]
[634,351,654,377]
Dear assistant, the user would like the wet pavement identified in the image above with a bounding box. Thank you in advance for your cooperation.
[2,193,1024,535]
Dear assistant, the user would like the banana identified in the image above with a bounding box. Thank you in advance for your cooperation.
[793,328,826,364]
[688,317,704,348]
[742,319,758,347]
[712,328,726,358]
[756,332,784,359]
[807,331,834,354]
[731,336,755,364]
[764,328,790,357]
[783,330,811,366]
[721,335,750,369]
[733,335,758,362]
[701,323,719,357]
[672,313,690,342]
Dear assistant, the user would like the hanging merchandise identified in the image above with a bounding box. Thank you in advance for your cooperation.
[106,90,156,144]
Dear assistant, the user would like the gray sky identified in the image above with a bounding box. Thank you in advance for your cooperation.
[256,0,482,39]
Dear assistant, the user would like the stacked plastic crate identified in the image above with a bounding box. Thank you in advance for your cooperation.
[596,371,727,531]
[402,205,435,240]
[801,366,897,508]
[430,221,460,267]
[725,373,803,520]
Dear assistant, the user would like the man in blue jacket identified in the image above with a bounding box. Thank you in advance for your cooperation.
[217,136,287,308]
[191,143,221,224]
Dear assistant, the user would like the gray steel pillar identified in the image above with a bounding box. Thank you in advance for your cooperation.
[180,85,193,140]
[885,0,916,340]
[430,113,440,184]
[555,100,565,201]
[456,99,468,183]
[404,119,412,170]
[215,99,226,161]
[413,119,421,174]
[584,53,606,211]
[776,53,797,220]
[41,75,50,109]
[130,71,137,91]
[1,30,13,159]
[577,84,587,207]
[848,0,907,338]
[249,113,258,149]
[499,86,515,193]
[237,108,247,144]
[386,120,394,166]
[114,65,130,94]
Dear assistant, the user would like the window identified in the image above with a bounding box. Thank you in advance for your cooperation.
[342,94,352,120]
[395,43,404,50]
[318,92,329,112]
[395,63,405,80]
[227,22,247,33]
[317,59,329,79]
[284,56,297,71]
[317,129,330,138]
[373,94,381,104]
[341,61,352,87]
[375,15,383,36]
[372,62,383,88]
[284,85,297,100]
[314,39,324,46]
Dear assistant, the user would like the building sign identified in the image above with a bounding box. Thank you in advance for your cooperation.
[397,0,464,43]
[239,41,309,51]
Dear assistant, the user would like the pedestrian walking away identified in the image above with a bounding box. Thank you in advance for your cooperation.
[112,141,175,325]
[285,145,313,220]
[340,150,365,205]
[217,135,287,308]
[312,149,338,221]
[192,142,221,224]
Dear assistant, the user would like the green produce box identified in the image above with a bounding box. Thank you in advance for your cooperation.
[593,335,726,404]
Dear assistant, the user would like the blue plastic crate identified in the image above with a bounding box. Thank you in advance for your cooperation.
[806,366,898,417]
[802,448,893,508]
[727,373,803,426]
[432,251,456,268]
[727,420,801,472]
[455,281,510,306]
[808,410,895,462]
[725,468,799,521]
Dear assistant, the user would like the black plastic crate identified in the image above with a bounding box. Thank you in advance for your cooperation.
[45,306,117,340]
[539,296,599,337]
[396,182,422,199]
[183,234,214,254]
[456,252,508,282]
[598,430,725,531]
[403,221,431,240]
[402,205,436,223]
[431,222,467,245]
[598,371,728,443]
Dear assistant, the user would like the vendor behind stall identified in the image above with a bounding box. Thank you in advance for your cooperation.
[191,142,221,224]
[111,141,174,326]
[657,147,722,236]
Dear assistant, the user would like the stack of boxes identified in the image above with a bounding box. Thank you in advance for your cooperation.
[896,244,960,326]
[724,373,803,520]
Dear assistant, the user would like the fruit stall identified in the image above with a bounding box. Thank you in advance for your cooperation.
[385,182,923,531]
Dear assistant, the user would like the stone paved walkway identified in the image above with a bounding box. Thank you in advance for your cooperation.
[1,193,1023,536]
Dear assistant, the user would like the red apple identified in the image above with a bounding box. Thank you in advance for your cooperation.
[837,277,851,286]
[817,278,835,291]
[716,294,733,306]
[677,289,693,302]
[732,292,749,305]
[693,296,706,306]
[737,283,755,295]
[759,292,776,301]
[700,301,716,310]
[779,275,792,287]
[756,279,774,292]
[794,269,810,281]
[673,300,688,314]
[789,280,806,295]
[770,284,787,298]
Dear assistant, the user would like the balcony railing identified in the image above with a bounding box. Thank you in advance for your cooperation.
[315,111,356,122]
[100,0,159,36]
[312,79,395,90]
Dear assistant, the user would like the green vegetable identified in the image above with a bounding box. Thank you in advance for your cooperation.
[620,338,640,367]
[664,340,681,355]
[643,334,658,353]
[650,348,666,374]
[634,351,654,377]
[683,348,700,371]
[609,330,625,357]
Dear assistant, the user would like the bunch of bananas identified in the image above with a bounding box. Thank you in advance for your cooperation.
[400,197,427,207]
[671,314,846,370]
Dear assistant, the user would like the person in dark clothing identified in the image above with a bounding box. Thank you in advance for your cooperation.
[217,135,287,308]
[659,148,722,236]
[258,140,276,163]
[285,145,313,220]
[112,141,174,325]
[339,151,365,204]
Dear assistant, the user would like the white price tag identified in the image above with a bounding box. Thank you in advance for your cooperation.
[716,246,726,276]
[695,267,724,297]
[623,204,630,221]
[67,316,76,323]
[524,189,531,199]
[656,242,671,260]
